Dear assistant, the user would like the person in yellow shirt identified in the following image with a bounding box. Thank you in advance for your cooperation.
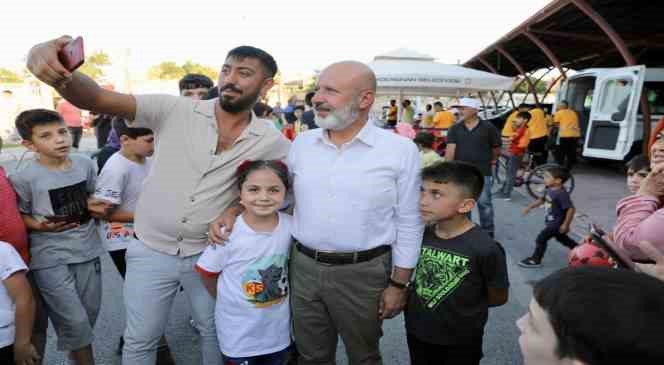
[527,105,549,166]
[414,132,443,168]
[421,104,435,127]
[502,105,529,151]
[553,100,581,170]
[432,101,455,130]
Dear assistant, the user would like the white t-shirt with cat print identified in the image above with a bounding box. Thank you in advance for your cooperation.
[196,212,293,358]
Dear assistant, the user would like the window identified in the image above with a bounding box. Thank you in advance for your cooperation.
[599,78,633,121]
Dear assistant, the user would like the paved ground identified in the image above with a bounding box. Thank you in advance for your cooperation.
[0,137,628,365]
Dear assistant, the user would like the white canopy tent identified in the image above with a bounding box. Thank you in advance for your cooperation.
[368,49,515,97]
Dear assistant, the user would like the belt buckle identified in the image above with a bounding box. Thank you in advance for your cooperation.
[313,249,334,266]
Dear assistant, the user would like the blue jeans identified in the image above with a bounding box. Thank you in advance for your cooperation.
[501,154,523,197]
[477,176,495,236]
[223,347,290,365]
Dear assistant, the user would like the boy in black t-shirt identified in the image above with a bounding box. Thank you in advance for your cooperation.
[519,166,577,268]
[406,161,509,365]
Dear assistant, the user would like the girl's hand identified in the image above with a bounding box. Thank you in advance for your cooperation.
[14,341,40,365]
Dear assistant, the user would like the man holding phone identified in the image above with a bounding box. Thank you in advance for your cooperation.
[26,35,290,365]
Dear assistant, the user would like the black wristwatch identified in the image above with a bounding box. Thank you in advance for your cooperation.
[388,277,410,290]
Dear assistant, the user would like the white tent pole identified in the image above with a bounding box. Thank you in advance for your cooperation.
[398,89,404,123]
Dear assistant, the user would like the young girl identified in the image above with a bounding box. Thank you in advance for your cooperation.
[196,160,292,365]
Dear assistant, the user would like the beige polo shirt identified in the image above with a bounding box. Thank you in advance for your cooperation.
[129,95,290,257]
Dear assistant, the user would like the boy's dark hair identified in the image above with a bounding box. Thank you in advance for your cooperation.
[305,92,315,107]
[546,166,570,183]
[421,161,484,200]
[516,111,532,121]
[534,266,664,365]
[413,132,435,149]
[236,160,289,192]
[294,105,305,112]
[178,73,214,92]
[226,46,278,78]
[433,101,443,107]
[15,109,63,141]
[112,117,153,139]
[390,99,396,104]
[403,99,411,106]
[204,86,219,100]
[518,103,529,109]
[626,154,650,172]
[253,102,270,117]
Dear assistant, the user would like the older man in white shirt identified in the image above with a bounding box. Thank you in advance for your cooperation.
[288,61,423,364]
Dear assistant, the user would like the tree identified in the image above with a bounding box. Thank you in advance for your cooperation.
[182,61,219,81]
[515,77,548,94]
[0,68,24,83]
[78,51,111,80]
[148,61,219,81]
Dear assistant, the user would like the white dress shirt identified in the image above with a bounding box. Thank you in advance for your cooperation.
[287,121,424,268]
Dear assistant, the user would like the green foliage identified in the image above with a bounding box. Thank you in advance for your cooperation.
[148,61,219,81]
[515,77,548,94]
[78,51,111,80]
[0,68,24,83]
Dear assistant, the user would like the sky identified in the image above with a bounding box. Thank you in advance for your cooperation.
[2,0,552,79]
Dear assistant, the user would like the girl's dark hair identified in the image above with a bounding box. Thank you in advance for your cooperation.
[236,160,289,191]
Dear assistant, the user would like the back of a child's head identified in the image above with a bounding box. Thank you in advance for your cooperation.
[626,154,650,173]
[516,111,532,121]
[413,132,435,149]
[533,266,664,365]
[236,160,290,192]
[546,166,570,183]
[421,161,484,200]
[113,117,153,140]
[15,108,64,141]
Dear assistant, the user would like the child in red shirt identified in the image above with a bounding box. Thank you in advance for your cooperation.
[497,111,531,200]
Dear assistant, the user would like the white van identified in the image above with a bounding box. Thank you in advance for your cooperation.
[554,66,664,161]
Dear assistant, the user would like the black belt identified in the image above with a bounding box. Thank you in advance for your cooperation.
[295,241,390,265]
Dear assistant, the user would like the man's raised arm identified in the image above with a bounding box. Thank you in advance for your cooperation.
[27,35,136,120]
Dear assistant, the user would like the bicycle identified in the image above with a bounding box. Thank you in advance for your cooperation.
[493,152,575,199]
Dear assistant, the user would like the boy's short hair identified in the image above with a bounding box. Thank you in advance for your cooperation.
[226,46,278,78]
[433,101,443,107]
[626,154,650,172]
[112,117,153,139]
[421,161,484,200]
[534,266,664,364]
[294,105,305,112]
[413,132,435,149]
[15,109,63,141]
[545,166,570,183]
[516,111,532,121]
[178,73,214,92]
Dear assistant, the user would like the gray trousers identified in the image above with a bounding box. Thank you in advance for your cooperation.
[290,246,391,365]
[122,240,221,365]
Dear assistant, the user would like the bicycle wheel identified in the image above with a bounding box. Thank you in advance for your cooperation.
[526,163,575,199]
[492,154,509,188]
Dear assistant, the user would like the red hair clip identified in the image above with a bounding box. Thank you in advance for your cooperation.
[236,160,254,176]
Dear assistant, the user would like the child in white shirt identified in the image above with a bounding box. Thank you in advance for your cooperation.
[0,241,39,365]
[197,160,293,365]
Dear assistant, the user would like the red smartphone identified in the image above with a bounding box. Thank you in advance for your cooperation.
[58,36,85,72]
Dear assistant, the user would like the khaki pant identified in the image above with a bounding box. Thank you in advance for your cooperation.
[290,246,391,365]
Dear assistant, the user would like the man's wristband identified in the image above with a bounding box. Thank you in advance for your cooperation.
[388,277,410,290]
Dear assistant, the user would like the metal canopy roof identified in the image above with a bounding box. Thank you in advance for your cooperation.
[464,0,664,76]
